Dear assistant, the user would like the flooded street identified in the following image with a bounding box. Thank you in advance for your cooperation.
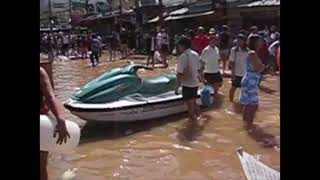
[48,54,280,180]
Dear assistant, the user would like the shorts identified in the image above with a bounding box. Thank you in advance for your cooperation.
[56,44,63,49]
[219,49,229,59]
[110,42,117,49]
[120,44,128,50]
[204,72,223,85]
[232,76,243,88]
[160,44,169,54]
[120,40,128,45]
[148,50,155,56]
[80,47,87,52]
[182,86,198,100]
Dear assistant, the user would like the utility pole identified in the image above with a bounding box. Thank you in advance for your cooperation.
[135,0,140,28]
[158,0,163,27]
[49,0,53,31]
[119,0,123,15]
[119,0,123,28]
[69,0,72,25]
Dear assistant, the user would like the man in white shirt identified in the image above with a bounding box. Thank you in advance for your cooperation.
[200,33,222,98]
[147,30,156,69]
[62,33,69,56]
[157,28,170,67]
[269,25,280,45]
[228,33,249,102]
[175,36,204,123]
[56,32,63,56]
[268,40,280,57]
[97,34,103,57]
[248,26,258,40]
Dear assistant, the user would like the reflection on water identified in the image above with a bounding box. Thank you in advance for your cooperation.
[48,54,280,180]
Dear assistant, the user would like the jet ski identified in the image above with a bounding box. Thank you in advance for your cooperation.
[64,64,214,122]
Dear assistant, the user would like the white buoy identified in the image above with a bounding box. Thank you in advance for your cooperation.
[40,115,80,153]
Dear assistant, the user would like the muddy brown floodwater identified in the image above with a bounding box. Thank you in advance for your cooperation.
[47,54,280,180]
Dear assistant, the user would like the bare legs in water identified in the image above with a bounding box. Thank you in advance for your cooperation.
[220,53,228,74]
[242,104,257,130]
[40,151,48,180]
[109,48,116,61]
[229,85,240,102]
[147,51,155,69]
[242,104,277,147]
[185,98,201,123]
[160,53,168,68]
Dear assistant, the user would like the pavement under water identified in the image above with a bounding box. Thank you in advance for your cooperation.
[47,53,280,180]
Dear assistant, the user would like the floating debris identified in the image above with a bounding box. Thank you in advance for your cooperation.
[61,168,78,180]
[172,144,192,151]
[236,147,280,180]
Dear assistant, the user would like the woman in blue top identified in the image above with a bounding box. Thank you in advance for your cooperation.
[240,35,265,130]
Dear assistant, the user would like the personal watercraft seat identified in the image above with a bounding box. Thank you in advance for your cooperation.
[138,75,176,95]
[72,74,142,103]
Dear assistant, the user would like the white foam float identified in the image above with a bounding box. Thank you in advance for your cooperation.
[40,115,80,153]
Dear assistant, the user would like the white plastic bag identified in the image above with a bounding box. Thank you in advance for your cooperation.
[154,51,162,63]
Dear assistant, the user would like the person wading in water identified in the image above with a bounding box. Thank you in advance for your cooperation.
[239,35,265,130]
[200,30,223,99]
[175,36,205,124]
[228,33,249,102]
[40,67,70,180]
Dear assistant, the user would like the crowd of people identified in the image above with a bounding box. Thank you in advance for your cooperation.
[174,24,280,145]
[142,24,279,73]
[40,24,280,71]
[40,30,121,65]
[41,31,101,64]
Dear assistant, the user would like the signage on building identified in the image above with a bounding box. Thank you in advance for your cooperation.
[40,0,71,26]
[140,0,157,7]
[88,0,112,14]
[241,11,278,18]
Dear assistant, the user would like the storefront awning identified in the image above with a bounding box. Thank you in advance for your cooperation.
[148,9,214,23]
[149,16,159,23]
[238,0,280,8]
[148,7,188,23]
[165,10,214,21]
[169,7,189,15]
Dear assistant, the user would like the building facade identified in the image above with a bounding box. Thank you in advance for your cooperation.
[226,0,280,36]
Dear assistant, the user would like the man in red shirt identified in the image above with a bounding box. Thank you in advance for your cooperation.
[193,26,209,55]
[257,34,270,67]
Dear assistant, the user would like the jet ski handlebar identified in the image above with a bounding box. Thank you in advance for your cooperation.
[130,64,153,74]
[143,66,153,71]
